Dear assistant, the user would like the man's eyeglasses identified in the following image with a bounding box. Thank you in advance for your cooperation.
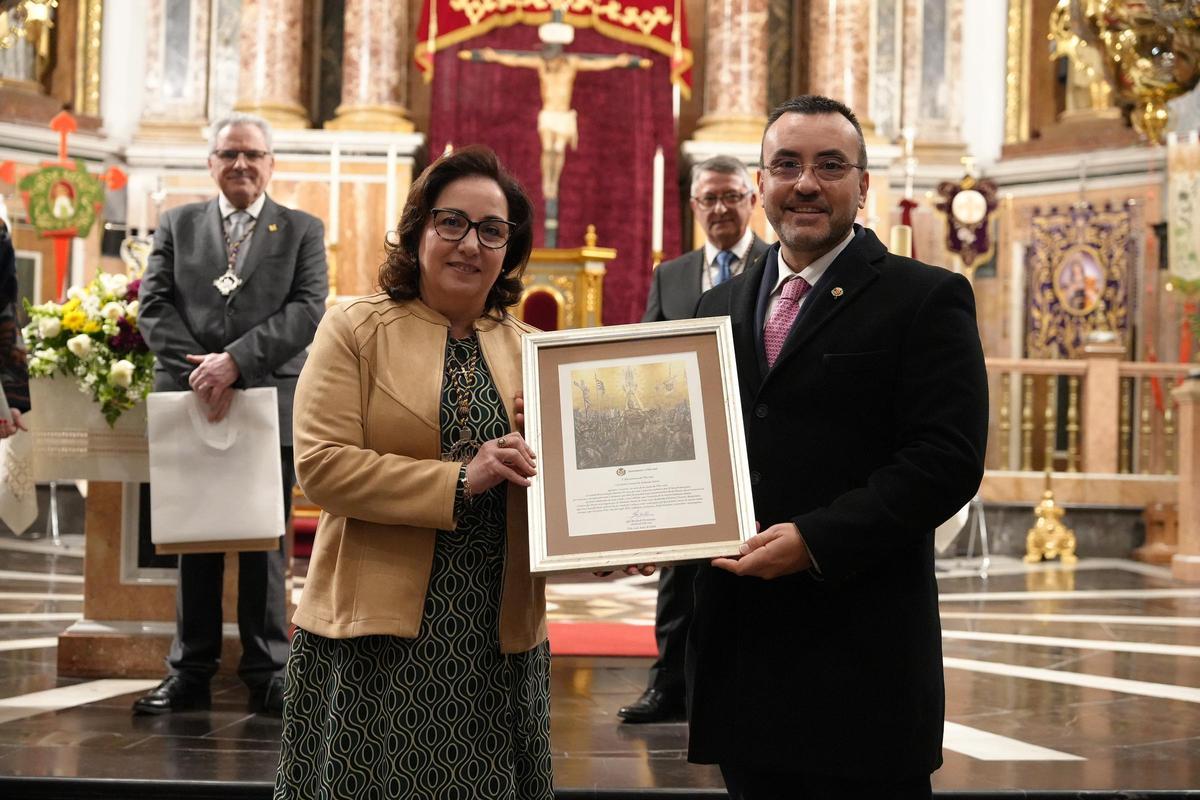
[765,158,864,183]
[431,208,514,249]
[692,191,749,210]
[211,149,271,164]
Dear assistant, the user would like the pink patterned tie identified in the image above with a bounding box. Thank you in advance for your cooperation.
[763,276,812,367]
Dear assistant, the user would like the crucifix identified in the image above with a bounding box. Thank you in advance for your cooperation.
[459,17,650,247]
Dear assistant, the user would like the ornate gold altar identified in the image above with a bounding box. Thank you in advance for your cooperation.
[517,225,614,330]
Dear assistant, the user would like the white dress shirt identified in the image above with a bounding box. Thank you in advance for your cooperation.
[762,229,855,330]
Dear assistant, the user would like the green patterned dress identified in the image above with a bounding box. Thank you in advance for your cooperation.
[275,335,553,800]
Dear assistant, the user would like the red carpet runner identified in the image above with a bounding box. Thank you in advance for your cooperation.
[547,621,656,657]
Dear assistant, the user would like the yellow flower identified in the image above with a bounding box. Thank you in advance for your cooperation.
[82,320,102,334]
[62,298,82,313]
[62,310,87,331]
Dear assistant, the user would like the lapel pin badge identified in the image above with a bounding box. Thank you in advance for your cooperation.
[268,223,278,232]
[831,287,844,298]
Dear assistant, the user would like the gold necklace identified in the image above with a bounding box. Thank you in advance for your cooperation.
[444,338,480,463]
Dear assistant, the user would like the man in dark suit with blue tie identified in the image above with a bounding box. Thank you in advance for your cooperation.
[620,156,770,724]
[688,96,988,797]
[134,113,328,716]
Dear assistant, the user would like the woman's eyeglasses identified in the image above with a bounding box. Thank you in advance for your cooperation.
[431,208,514,249]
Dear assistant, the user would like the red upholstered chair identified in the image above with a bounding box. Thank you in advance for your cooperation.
[519,287,564,331]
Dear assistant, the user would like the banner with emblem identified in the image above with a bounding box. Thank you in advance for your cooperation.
[414,0,693,95]
[1025,202,1136,359]
[1167,131,1200,283]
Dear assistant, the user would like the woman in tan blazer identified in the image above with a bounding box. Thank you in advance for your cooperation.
[275,146,550,799]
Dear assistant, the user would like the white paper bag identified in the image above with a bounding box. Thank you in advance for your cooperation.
[147,387,283,554]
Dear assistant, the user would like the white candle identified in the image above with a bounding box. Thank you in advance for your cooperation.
[329,143,341,246]
[385,144,398,239]
[651,147,664,254]
[889,224,912,258]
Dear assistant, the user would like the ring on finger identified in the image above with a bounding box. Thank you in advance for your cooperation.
[497,436,508,448]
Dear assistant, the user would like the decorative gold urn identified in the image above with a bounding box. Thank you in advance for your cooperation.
[1024,473,1079,564]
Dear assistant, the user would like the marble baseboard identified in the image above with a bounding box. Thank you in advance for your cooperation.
[58,627,247,680]
[942,503,1146,559]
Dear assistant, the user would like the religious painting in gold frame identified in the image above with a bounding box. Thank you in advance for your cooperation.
[522,318,755,575]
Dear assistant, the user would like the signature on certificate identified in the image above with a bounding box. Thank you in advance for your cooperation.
[625,509,657,530]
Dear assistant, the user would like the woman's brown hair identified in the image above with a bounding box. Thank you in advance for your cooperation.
[379,145,534,315]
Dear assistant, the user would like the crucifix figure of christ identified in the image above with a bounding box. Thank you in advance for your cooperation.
[459,42,650,247]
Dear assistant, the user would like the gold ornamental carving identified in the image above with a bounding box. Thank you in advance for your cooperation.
[1051,0,1200,142]
[73,0,103,117]
[449,0,674,35]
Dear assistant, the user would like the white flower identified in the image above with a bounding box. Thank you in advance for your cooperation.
[66,286,85,301]
[84,373,97,385]
[82,295,101,317]
[37,317,61,338]
[126,300,139,318]
[108,273,130,295]
[101,302,124,321]
[109,359,135,388]
[66,334,93,358]
[33,348,58,363]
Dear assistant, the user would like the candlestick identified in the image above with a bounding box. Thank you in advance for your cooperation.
[329,143,341,246]
[651,147,664,255]
[385,144,398,238]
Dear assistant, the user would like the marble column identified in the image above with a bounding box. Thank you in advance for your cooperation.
[692,0,769,142]
[233,0,308,129]
[806,0,876,136]
[899,0,963,159]
[1172,378,1200,582]
[328,0,413,131]
[138,0,212,137]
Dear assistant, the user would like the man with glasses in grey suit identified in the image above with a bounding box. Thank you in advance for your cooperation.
[133,113,328,716]
[620,155,770,724]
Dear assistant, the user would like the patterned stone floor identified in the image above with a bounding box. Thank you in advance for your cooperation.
[0,527,1198,796]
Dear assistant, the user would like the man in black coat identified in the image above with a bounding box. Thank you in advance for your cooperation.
[621,155,769,724]
[688,96,988,798]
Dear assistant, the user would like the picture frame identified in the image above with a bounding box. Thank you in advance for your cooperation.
[523,317,756,574]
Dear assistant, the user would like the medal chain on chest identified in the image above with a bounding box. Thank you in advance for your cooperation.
[213,218,257,296]
[444,340,480,463]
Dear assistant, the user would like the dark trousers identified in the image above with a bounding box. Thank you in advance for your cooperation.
[720,763,933,800]
[648,562,697,699]
[168,446,294,689]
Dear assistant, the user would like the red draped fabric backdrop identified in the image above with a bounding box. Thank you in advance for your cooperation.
[428,26,682,326]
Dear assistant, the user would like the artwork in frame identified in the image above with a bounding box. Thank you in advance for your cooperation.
[522,317,756,574]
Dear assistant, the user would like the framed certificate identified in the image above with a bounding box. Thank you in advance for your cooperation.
[522,317,756,574]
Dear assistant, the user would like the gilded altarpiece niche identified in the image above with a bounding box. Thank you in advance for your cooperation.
[1026,202,1137,358]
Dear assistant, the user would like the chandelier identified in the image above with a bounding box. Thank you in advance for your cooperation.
[0,0,57,51]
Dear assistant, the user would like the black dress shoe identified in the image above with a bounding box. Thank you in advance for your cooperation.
[132,676,211,715]
[617,688,685,724]
[249,675,285,716]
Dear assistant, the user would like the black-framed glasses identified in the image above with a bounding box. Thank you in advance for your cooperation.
[211,149,271,164]
[692,191,749,210]
[765,158,864,183]
[431,208,514,249]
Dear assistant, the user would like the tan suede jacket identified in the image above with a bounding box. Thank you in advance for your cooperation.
[291,293,547,653]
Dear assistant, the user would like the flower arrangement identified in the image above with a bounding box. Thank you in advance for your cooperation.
[23,271,153,426]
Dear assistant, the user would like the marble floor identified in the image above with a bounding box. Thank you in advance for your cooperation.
[0,529,1198,797]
